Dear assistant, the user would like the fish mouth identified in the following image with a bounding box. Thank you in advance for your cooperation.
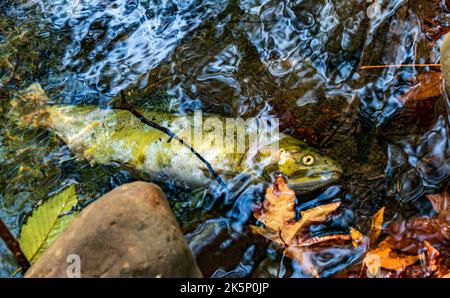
[287,170,342,192]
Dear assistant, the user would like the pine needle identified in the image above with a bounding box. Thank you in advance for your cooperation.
[360,64,441,70]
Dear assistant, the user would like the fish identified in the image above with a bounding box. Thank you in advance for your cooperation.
[10,84,343,192]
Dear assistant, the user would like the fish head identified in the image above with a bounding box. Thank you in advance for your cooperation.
[260,136,343,191]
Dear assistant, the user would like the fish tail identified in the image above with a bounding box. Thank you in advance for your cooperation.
[9,83,50,128]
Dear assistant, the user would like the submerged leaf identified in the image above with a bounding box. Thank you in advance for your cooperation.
[365,237,419,272]
[350,228,366,248]
[19,184,79,264]
[426,192,450,215]
[249,225,282,244]
[252,175,341,246]
[254,174,296,234]
[251,176,350,277]
[382,192,450,258]
[285,202,341,245]
[399,72,444,105]
[368,207,385,248]
[423,241,439,273]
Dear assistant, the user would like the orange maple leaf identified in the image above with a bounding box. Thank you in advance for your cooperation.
[251,176,352,277]
[360,207,422,276]
[252,175,342,246]
[364,237,420,272]
[360,204,449,276]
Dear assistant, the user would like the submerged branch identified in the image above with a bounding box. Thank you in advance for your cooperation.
[360,64,441,70]
[0,218,30,272]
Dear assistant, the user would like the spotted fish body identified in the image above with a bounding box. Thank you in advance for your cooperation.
[12,84,343,191]
[41,105,246,188]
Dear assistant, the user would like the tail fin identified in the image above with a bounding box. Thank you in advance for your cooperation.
[8,83,50,128]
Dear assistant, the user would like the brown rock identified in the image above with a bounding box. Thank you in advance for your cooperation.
[25,181,202,278]
[441,33,450,95]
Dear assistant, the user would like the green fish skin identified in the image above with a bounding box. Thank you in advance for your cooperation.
[12,84,343,191]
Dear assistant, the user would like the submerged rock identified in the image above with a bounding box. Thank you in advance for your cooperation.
[25,181,202,278]
[441,33,450,94]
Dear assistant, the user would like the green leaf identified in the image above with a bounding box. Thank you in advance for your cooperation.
[19,184,79,264]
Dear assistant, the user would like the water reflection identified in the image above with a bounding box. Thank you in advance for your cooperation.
[242,0,338,78]
[0,0,449,277]
[39,0,229,103]
[290,246,362,278]
[386,115,450,202]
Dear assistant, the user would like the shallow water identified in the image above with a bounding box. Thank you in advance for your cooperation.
[1,0,450,277]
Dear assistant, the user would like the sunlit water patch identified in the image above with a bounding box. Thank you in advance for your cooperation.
[0,0,450,277]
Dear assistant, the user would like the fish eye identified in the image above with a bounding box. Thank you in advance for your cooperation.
[302,154,315,166]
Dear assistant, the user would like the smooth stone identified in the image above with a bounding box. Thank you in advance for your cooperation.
[441,33,450,93]
[25,181,202,278]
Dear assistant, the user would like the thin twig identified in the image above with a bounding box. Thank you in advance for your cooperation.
[365,174,386,181]
[0,218,30,272]
[360,64,441,70]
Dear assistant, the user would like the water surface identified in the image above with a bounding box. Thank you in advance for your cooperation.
[1,0,449,277]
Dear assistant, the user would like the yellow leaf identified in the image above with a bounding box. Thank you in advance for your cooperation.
[350,228,366,248]
[19,184,79,264]
[368,207,384,248]
[365,238,419,271]
[249,225,284,245]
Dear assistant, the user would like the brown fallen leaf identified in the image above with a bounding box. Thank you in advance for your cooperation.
[251,175,349,278]
[252,175,341,246]
[387,216,449,255]
[253,174,296,234]
[365,237,420,272]
[356,195,450,278]
[423,241,439,273]
[399,72,444,105]
[426,192,450,215]
[383,192,450,257]
[441,272,450,278]
[282,201,341,244]
[368,207,385,248]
